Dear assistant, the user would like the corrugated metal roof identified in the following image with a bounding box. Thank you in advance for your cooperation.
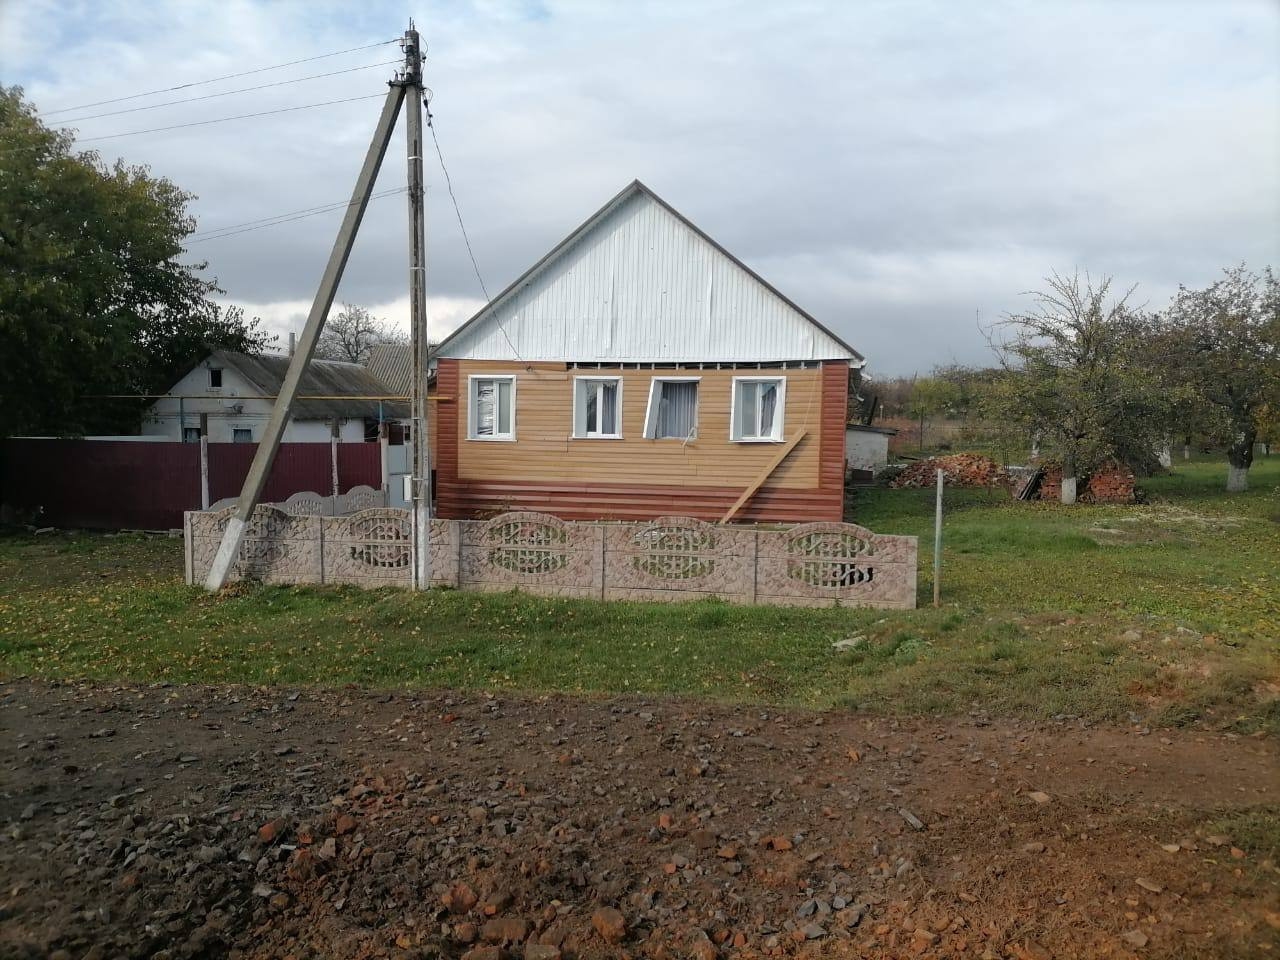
[213,349,408,420]
[436,180,862,364]
[365,342,412,396]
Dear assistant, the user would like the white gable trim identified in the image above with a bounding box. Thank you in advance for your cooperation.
[435,180,862,365]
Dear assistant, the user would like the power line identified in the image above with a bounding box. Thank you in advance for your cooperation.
[44,39,401,116]
[58,61,402,124]
[425,103,523,361]
[189,187,406,240]
[186,187,408,244]
[426,112,489,302]
[74,94,387,143]
[427,106,491,300]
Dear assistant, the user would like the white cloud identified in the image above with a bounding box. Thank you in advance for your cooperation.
[222,294,484,350]
[5,0,1278,374]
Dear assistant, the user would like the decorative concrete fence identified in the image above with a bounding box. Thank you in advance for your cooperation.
[185,508,917,609]
[204,485,387,517]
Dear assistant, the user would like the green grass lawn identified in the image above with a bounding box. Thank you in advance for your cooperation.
[1,456,1276,731]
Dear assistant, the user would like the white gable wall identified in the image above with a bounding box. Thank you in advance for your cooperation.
[440,189,855,363]
[141,359,366,443]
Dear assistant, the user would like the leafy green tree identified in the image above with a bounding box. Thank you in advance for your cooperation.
[905,376,960,450]
[987,271,1177,502]
[1163,265,1280,492]
[0,87,272,437]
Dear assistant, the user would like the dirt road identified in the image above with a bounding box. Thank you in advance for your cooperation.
[1,680,1276,959]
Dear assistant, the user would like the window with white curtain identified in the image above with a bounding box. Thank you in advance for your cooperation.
[468,375,516,440]
[573,377,622,438]
[643,377,700,440]
[731,376,786,441]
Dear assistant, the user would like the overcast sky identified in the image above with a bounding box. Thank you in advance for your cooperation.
[4,0,1278,376]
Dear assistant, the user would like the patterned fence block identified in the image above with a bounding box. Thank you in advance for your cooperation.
[187,505,322,585]
[336,485,386,514]
[755,522,917,608]
[457,511,602,598]
[603,516,754,603]
[322,508,413,587]
[281,491,334,516]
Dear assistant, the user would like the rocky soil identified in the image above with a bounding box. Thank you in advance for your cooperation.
[1,680,1277,959]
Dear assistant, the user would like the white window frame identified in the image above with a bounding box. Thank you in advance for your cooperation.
[730,376,787,443]
[467,374,517,441]
[572,376,623,439]
[643,376,701,440]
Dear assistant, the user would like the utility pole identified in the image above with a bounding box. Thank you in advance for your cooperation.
[403,23,432,590]
[203,45,410,591]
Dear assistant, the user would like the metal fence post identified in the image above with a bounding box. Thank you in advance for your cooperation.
[933,468,943,608]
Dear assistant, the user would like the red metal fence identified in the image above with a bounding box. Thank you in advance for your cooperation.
[1,439,382,530]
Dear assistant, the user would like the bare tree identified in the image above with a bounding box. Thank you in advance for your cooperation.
[315,303,406,364]
[986,271,1175,503]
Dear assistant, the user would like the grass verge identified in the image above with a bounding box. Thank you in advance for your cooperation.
[1,456,1276,730]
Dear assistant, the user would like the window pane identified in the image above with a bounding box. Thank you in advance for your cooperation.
[656,381,697,439]
[736,381,757,438]
[585,385,598,433]
[759,383,777,437]
[600,381,617,434]
[497,380,512,434]
[475,381,495,436]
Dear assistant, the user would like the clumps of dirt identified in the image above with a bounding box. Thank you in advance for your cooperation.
[1,681,1277,960]
[889,455,1011,490]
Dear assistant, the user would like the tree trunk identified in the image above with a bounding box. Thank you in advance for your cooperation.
[1225,422,1256,493]
[919,413,925,450]
[1060,453,1078,505]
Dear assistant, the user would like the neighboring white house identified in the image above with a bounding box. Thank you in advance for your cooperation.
[142,349,408,443]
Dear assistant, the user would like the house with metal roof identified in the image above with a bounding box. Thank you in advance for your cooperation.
[141,348,408,444]
[430,180,864,523]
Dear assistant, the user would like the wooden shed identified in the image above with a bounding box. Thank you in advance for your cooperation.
[431,180,864,523]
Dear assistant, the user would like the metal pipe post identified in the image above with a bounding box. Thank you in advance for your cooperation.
[933,468,943,607]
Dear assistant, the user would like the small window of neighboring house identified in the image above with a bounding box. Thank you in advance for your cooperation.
[468,375,516,440]
[572,377,622,438]
[232,428,252,443]
[643,378,699,440]
[182,427,201,443]
[731,376,786,442]
[209,368,223,389]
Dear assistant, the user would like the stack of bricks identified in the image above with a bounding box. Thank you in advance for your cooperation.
[1035,461,1134,503]
[1084,461,1136,503]
[1037,463,1062,502]
[889,454,1011,490]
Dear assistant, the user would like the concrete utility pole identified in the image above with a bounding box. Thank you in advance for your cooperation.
[403,24,432,590]
[203,55,410,591]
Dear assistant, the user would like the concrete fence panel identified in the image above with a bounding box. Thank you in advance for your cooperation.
[755,522,917,609]
[187,508,917,608]
[602,516,755,604]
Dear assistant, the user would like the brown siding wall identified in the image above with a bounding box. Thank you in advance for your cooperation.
[434,359,847,522]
